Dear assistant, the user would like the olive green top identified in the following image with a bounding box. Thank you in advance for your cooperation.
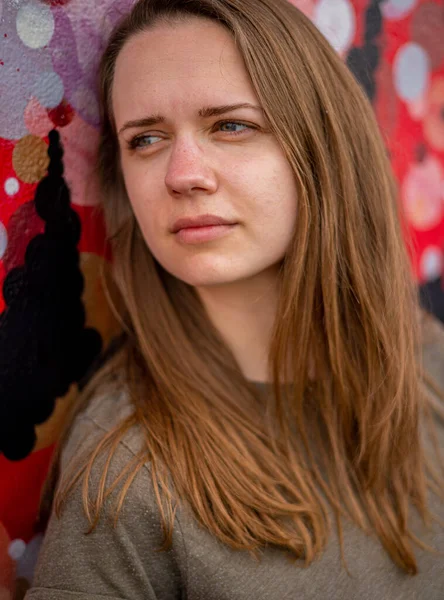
[26,316,444,600]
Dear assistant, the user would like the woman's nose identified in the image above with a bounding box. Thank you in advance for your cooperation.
[164,140,218,198]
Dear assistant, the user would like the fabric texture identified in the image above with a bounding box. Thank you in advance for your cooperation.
[25,314,444,600]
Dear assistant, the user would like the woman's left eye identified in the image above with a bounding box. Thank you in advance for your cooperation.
[128,134,162,150]
[216,121,253,135]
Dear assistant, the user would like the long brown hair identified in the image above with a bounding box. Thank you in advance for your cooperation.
[49,0,443,575]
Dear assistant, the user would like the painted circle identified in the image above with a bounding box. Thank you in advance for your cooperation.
[420,246,443,281]
[314,0,355,54]
[32,71,64,109]
[402,155,443,230]
[48,99,74,128]
[381,0,417,20]
[16,1,55,49]
[0,222,8,260]
[407,93,427,121]
[288,0,316,19]
[423,77,444,151]
[7,539,26,561]
[12,135,49,183]
[393,43,430,102]
[4,177,19,196]
[24,97,54,137]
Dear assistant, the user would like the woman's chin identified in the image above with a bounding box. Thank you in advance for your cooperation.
[161,257,248,288]
[162,257,276,289]
[172,272,241,288]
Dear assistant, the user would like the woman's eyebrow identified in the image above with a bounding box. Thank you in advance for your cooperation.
[198,103,263,118]
[118,115,164,136]
[118,103,263,136]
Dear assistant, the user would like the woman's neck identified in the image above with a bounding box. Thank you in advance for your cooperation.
[195,267,280,383]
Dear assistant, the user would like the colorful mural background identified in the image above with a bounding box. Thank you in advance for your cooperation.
[0,0,443,597]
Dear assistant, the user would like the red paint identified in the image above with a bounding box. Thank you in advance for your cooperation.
[48,99,75,128]
[0,445,56,542]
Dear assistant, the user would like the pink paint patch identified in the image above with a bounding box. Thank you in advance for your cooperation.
[424,77,444,152]
[402,155,444,231]
[288,0,316,19]
[407,92,427,121]
[24,97,54,138]
[59,114,101,206]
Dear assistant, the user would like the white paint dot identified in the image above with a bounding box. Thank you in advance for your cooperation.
[4,177,19,196]
[314,0,356,54]
[381,0,417,21]
[421,246,443,282]
[32,71,64,109]
[8,539,26,561]
[16,1,54,50]
[394,43,430,102]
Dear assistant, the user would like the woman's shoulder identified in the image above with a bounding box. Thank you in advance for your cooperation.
[60,377,142,474]
[77,379,134,432]
[31,379,185,600]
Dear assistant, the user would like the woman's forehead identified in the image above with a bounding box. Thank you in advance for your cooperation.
[112,19,258,125]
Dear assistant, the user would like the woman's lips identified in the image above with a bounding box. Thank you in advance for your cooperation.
[175,223,237,244]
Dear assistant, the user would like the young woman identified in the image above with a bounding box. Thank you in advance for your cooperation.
[27,0,444,598]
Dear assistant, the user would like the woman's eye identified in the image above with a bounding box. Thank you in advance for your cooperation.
[217,121,253,135]
[127,122,254,151]
[128,134,162,150]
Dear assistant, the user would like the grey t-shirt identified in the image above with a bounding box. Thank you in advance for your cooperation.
[26,325,444,600]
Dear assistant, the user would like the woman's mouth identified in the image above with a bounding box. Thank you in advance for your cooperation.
[175,224,237,244]
[171,214,238,244]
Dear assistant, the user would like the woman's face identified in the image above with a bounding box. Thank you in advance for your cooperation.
[112,17,298,288]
